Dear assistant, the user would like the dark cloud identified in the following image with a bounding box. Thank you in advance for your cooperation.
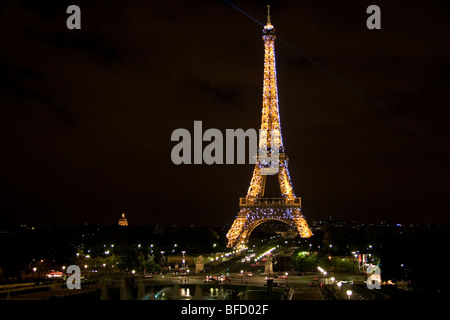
[0,0,449,226]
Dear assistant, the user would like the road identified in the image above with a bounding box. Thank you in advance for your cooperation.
[1,271,362,300]
[139,272,329,300]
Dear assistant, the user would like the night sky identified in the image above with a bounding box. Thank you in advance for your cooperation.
[1,0,449,227]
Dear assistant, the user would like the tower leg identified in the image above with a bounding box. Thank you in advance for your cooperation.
[226,212,247,248]
[293,212,313,238]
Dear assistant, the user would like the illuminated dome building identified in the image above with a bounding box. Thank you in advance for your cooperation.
[118,213,128,227]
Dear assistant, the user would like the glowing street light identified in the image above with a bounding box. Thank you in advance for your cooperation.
[346,290,353,299]
[318,266,327,275]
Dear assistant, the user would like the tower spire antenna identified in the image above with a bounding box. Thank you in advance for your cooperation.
[267,4,271,24]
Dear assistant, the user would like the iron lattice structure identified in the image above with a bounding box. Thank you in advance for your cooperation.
[226,7,312,248]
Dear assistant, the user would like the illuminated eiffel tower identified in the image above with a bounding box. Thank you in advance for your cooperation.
[226,6,312,248]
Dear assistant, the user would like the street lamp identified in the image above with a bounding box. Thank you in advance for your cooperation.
[346,290,353,300]
[182,251,186,270]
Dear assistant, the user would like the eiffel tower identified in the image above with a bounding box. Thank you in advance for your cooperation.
[226,6,312,248]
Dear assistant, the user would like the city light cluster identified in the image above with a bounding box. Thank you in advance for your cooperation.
[255,247,276,262]
[318,266,327,276]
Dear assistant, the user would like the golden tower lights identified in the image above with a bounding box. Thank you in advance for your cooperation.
[226,6,312,248]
